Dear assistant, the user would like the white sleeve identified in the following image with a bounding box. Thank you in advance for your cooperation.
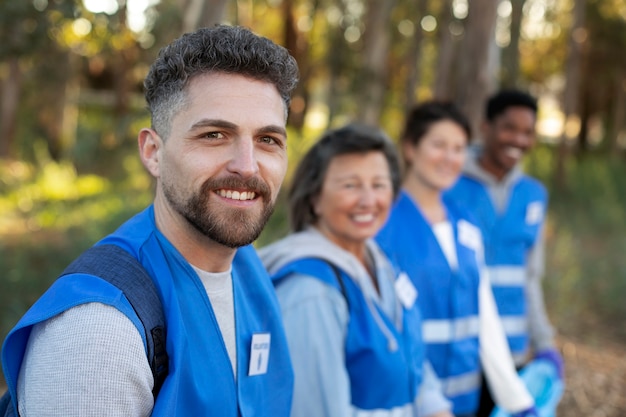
[526,226,556,351]
[479,269,534,413]
[17,302,154,417]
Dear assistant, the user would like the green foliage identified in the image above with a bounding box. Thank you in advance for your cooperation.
[0,154,153,349]
[0,0,78,58]
[527,145,626,342]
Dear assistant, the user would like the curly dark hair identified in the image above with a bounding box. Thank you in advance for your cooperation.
[288,123,401,232]
[144,25,299,138]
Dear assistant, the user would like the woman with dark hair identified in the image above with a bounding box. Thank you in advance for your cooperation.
[376,101,536,417]
[260,123,452,417]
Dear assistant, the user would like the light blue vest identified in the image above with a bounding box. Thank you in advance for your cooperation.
[377,191,483,415]
[1,206,293,417]
[271,258,423,414]
[446,175,547,362]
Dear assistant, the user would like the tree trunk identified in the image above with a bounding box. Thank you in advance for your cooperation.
[454,0,499,141]
[403,0,428,110]
[0,57,22,158]
[325,26,347,128]
[356,0,397,125]
[281,0,309,130]
[113,2,132,119]
[39,51,73,161]
[501,0,526,88]
[554,0,586,189]
[183,0,228,32]
[433,0,456,100]
[609,73,625,155]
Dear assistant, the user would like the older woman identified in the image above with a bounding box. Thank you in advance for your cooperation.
[376,101,536,417]
[260,124,452,417]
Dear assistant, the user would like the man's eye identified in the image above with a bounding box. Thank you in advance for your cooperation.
[203,132,223,139]
[260,136,278,145]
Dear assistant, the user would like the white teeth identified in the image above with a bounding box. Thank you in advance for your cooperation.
[353,214,374,223]
[217,190,256,201]
[504,147,522,159]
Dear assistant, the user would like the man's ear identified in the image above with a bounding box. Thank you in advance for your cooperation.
[138,128,163,178]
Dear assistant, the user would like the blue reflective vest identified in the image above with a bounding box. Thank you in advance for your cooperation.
[376,191,482,415]
[446,174,547,362]
[1,205,293,417]
[271,258,423,415]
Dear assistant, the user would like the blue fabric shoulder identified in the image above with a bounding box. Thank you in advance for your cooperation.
[271,258,342,292]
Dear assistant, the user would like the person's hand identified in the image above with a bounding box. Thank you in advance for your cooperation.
[535,347,564,378]
[512,405,539,417]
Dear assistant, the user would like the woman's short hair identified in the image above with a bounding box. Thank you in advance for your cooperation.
[400,100,471,170]
[288,123,401,232]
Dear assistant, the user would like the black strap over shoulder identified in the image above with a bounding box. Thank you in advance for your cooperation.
[61,244,169,397]
[0,390,15,417]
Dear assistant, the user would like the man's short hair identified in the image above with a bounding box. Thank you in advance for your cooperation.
[486,89,538,122]
[144,25,299,138]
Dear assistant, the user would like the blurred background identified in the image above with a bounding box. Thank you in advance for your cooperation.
[1,0,625,414]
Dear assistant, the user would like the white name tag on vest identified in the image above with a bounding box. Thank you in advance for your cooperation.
[248,333,271,376]
[458,219,481,252]
[525,201,544,225]
[395,272,418,309]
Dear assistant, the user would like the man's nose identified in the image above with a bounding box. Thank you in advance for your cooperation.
[227,138,259,178]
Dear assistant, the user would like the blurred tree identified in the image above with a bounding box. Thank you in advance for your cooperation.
[181,0,229,32]
[555,0,586,188]
[324,0,354,127]
[454,0,499,139]
[501,0,527,88]
[607,74,625,155]
[0,0,78,159]
[280,0,311,131]
[577,0,626,155]
[355,0,397,125]
[401,0,428,110]
[432,0,458,101]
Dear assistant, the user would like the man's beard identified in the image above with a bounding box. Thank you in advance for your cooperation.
[164,176,275,248]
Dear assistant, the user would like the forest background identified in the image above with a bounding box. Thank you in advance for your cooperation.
[1,0,625,414]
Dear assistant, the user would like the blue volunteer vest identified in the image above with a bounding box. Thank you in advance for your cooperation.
[376,191,482,415]
[272,258,423,414]
[1,205,293,417]
[446,174,547,362]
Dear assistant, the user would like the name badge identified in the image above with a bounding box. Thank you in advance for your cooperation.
[395,272,418,309]
[525,201,544,225]
[248,333,271,376]
[458,219,481,252]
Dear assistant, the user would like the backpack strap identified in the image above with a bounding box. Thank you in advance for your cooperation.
[61,244,169,397]
[0,390,15,417]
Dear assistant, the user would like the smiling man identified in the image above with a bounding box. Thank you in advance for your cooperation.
[2,26,299,417]
[445,90,563,417]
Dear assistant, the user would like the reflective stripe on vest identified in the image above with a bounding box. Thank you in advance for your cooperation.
[443,370,481,397]
[500,316,528,336]
[422,316,480,343]
[353,402,414,417]
[488,266,525,286]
